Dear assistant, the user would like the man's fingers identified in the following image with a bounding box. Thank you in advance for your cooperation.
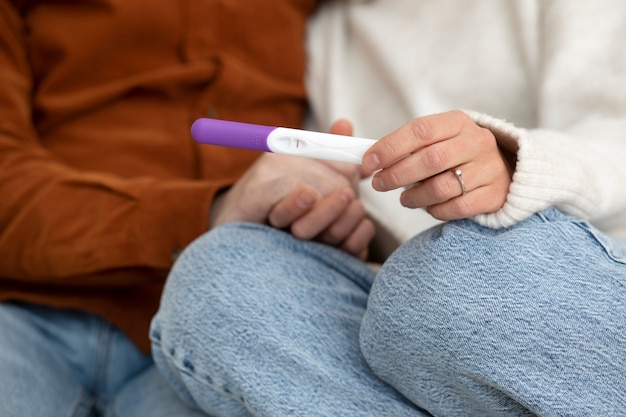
[316,198,368,245]
[328,118,354,136]
[268,188,318,229]
[340,218,376,260]
[290,188,355,240]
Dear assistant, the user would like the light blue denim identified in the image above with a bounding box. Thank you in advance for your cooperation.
[151,208,626,416]
[0,301,206,417]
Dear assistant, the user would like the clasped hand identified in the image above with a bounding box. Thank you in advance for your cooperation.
[210,120,375,260]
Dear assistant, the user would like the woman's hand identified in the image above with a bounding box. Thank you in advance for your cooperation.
[361,110,513,221]
[210,120,374,259]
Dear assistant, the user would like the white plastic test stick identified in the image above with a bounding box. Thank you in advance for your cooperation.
[191,118,377,164]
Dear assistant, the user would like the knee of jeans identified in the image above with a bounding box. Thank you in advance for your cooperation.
[361,212,600,372]
[360,220,532,377]
[151,223,277,395]
[153,224,266,344]
[160,226,236,305]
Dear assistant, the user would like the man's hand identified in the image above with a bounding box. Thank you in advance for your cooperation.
[210,119,374,259]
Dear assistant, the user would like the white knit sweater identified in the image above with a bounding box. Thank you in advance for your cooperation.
[306,0,626,243]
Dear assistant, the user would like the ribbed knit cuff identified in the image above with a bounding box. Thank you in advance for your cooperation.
[467,111,595,229]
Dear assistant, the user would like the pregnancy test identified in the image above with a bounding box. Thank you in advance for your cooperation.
[191,118,376,164]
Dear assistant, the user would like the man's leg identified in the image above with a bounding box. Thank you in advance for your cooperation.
[108,363,208,417]
[0,301,206,417]
[361,208,626,416]
[100,312,207,417]
[0,302,97,417]
[151,222,429,417]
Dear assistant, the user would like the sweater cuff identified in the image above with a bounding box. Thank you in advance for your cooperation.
[467,111,596,229]
[131,178,234,269]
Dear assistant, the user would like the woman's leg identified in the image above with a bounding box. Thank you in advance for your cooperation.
[151,222,429,417]
[361,208,626,416]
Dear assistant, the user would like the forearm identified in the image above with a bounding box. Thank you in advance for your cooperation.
[0,140,234,282]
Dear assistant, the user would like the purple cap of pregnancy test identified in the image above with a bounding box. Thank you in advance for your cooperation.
[191,118,276,152]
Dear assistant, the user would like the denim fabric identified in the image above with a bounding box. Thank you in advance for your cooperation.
[0,302,205,417]
[152,208,625,416]
[362,208,626,416]
[151,222,428,417]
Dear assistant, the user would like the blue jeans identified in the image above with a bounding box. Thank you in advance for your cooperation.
[0,302,205,417]
[151,208,626,416]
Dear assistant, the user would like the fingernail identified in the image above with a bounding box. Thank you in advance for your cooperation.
[297,190,316,209]
[363,153,380,172]
[341,190,355,203]
[372,175,385,191]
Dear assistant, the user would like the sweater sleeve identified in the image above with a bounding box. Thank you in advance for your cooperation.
[306,0,626,242]
[0,1,224,283]
[469,113,626,231]
[470,2,626,237]
[0,141,221,281]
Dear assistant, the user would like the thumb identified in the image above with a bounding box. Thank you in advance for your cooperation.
[328,119,373,179]
[328,118,354,136]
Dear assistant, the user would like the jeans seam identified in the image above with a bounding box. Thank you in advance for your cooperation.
[574,222,626,278]
[155,337,236,401]
[69,390,97,417]
[92,320,114,412]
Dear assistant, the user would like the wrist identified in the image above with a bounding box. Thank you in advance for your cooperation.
[209,188,229,229]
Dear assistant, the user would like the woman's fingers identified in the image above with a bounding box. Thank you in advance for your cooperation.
[399,159,511,220]
[370,132,482,192]
[358,110,512,220]
[424,182,509,220]
[399,161,483,207]
[362,110,471,174]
